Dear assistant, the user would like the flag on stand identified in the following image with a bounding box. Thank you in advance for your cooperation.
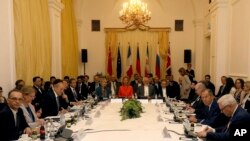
[116,46,122,79]
[145,43,150,76]
[126,44,133,78]
[136,44,141,75]
[107,46,112,75]
[166,43,172,75]
[155,44,161,78]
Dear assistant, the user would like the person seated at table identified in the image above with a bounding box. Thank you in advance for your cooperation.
[196,94,250,140]
[158,79,168,100]
[187,82,207,119]
[95,77,111,101]
[188,89,220,126]
[65,78,81,106]
[0,89,32,140]
[107,75,121,98]
[166,75,180,99]
[20,86,44,128]
[118,76,134,99]
[41,79,68,118]
[137,77,155,99]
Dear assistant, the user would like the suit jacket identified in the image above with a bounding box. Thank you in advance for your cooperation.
[130,80,141,94]
[191,96,206,119]
[198,100,220,126]
[153,82,161,95]
[166,81,180,99]
[65,87,79,102]
[95,86,111,101]
[75,83,89,100]
[206,82,215,96]
[41,88,62,118]
[207,106,250,141]
[107,81,121,96]
[20,103,38,128]
[32,85,44,107]
[216,85,227,98]
[0,105,29,140]
[137,84,155,99]
[89,82,100,94]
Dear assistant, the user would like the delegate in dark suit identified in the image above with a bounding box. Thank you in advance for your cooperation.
[199,99,220,126]
[206,106,250,140]
[65,87,79,102]
[107,81,121,96]
[41,88,62,118]
[137,85,155,99]
[167,81,180,99]
[32,85,44,107]
[0,105,29,140]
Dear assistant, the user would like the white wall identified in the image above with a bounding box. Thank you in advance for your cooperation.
[0,0,16,96]
[74,0,196,81]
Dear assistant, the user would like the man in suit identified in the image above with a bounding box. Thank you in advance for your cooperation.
[75,75,89,100]
[153,76,161,97]
[188,82,206,119]
[89,75,100,95]
[41,79,67,118]
[137,77,155,99]
[32,76,44,107]
[107,75,121,98]
[216,76,227,98]
[65,78,82,107]
[166,75,180,99]
[188,89,220,126]
[130,73,142,94]
[197,94,250,140]
[0,89,32,140]
[158,79,167,99]
[204,74,215,95]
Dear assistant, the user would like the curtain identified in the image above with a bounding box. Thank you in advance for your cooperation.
[14,0,52,85]
[105,29,169,79]
[61,0,79,78]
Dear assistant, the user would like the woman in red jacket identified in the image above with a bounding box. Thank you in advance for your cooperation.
[118,76,134,99]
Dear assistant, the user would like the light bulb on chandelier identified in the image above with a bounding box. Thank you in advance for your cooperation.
[119,0,151,30]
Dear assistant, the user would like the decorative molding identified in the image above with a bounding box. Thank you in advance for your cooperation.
[104,27,171,32]
[209,0,228,13]
[228,73,248,78]
[48,0,64,12]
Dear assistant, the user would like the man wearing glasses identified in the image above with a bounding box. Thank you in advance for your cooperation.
[196,94,250,140]
[0,89,31,140]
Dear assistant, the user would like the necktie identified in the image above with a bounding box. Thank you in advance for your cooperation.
[16,112,19,128]
[73,89,78,100]
[56,97,60,111]
[113,82,116,91]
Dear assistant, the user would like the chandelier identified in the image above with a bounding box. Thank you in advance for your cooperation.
[119,0,151,30]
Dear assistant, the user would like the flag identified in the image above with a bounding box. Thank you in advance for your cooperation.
[145,43,150,76]
[126,45,133,78]
[155,44,160,78]
[166,43,172,75]
[107,46,112,75]
[116,46,122,79]
[136,45,141,75]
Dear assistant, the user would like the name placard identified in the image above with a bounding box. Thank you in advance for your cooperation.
[110,98,123,103]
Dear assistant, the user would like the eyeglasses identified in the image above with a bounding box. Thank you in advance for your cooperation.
[9,97,23,102]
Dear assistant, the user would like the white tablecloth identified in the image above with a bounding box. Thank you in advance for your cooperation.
[69,102,203,141]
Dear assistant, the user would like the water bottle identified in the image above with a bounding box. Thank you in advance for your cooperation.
[60,113,65,126]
